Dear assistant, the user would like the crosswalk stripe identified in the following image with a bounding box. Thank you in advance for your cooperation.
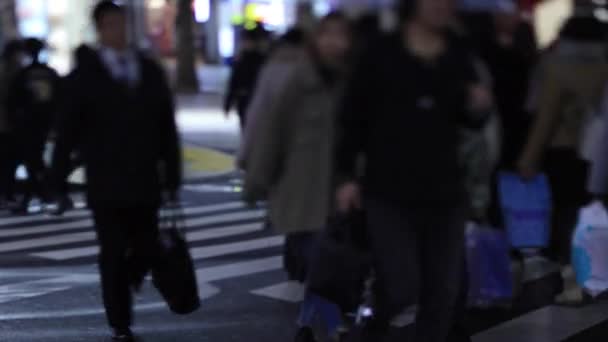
[0,208,265,243]
[0,203,89,227]
[190,236,285,260]
[0,219,94,239]
[31,222,267,260]
[0,232,96,253]
[250,281,306,303]
[196,256,283,283]
[0,256,284,314]
[0,210,266,254]
[0,201,251,232]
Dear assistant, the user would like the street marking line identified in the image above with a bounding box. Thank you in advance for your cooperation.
[0,208,265,244]
[250,281,306,303]
[32,222,267,260]
[0,232,96,253]
[197,256,283,283]
[190,236,284,261]
[0,219,93,239]
[0,256,284,316]
[0,202,247,230]
[0,204,89,227]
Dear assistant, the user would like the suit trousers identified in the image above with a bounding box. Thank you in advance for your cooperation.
[365,198,467,342]
[92,206,160,330]
[0,133,16,200]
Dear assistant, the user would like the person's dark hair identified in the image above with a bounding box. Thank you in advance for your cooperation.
[316,11,350,34]
[22,38,45,59]
[92,0,125,27]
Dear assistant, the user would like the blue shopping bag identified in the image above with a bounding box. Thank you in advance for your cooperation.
[466,224,513,307]
[499,172,552,248]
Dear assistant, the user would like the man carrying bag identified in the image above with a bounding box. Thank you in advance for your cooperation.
[50,2,185,341]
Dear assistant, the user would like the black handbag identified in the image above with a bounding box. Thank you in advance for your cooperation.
[151,204,201,315]
[307,210,371,313]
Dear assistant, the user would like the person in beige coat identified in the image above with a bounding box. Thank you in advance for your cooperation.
[237,29,306,170]
[518,17,608,305]
[243,13,351,342]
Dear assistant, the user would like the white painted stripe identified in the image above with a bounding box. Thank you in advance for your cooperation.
[0,208,265,246]
[183,209,266,228]
[250,281,306,303]
[0,219,93,239]
[196,256,283,283]
[190,236,284,260]
[0,204,89,226]
[0,232,96,253]
[0,202,248,228]
[0,256,283,318]
[32,222,266,260]
[472,302,608,342]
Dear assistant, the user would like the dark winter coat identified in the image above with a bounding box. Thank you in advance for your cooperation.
[51,45,181,208]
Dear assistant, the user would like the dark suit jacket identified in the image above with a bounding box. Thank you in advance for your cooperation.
[51,45,181,208]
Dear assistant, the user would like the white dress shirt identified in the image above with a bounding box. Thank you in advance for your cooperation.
[98,46,140,87]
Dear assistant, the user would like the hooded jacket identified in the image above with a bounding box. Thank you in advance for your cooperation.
[51,45,181,207]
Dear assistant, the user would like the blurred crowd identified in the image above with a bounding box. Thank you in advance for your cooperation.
[1,0,608,341]
[234,0,608,341]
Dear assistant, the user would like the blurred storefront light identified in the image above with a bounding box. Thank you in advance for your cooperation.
[194,0,211,23]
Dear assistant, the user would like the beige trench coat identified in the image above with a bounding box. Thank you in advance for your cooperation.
[243,56,342,234]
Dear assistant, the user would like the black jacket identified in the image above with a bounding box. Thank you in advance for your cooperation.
[336,33,481,205]
[7,61,60,140]
[51,45,181,207]
[224,50,266,115]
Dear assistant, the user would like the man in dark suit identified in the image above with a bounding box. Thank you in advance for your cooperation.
[50,2,181,341]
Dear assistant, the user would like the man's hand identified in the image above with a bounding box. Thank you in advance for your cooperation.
[469,84,493,113]
[336,182,362,213]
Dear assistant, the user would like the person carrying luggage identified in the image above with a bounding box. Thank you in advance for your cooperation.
[335,0,493,340]
[243,12,352,342]
[50,2,182,340]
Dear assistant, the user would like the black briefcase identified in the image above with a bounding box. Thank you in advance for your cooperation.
[307,211,371,313]
[151,204,201,315]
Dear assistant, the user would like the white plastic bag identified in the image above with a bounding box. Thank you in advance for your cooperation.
[572,201,608,297]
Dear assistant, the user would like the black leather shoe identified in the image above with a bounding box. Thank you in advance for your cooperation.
[295,327,317,342]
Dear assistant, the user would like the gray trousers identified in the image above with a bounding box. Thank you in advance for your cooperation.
[366,198,467,342]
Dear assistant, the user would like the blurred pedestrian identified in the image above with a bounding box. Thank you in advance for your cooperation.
[243,13,352,342]
[50,2,181,341]
[7,38,60,214]
[518,16,608,266]
[237,28,306,170]
[224,29,267,130]
[0,40,24,208]
[335,0,492,341]
[481,0,537,169]
[47,46,91,216]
